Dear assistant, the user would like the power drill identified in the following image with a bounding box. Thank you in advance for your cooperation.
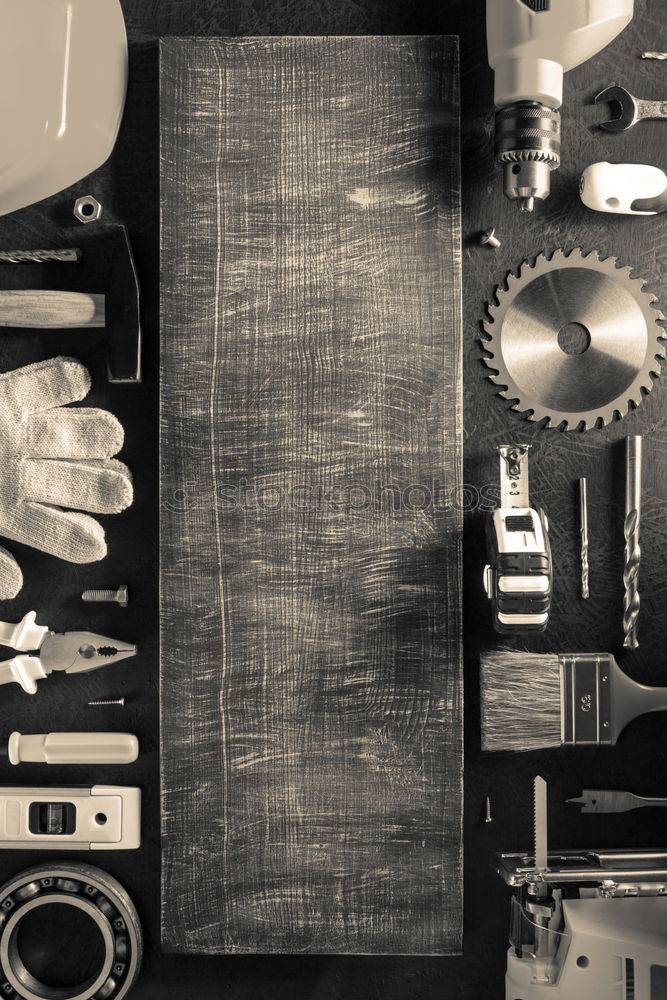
[487,0,634,212]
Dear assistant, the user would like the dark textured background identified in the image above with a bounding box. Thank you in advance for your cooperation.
[0,0,664,996]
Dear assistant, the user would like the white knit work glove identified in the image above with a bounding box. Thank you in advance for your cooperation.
[0,356,133,598]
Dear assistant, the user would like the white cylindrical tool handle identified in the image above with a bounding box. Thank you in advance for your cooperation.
[0,291,105,328]
[8,732,139,765]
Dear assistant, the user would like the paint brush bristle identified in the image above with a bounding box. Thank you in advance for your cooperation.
[480,651,562,752]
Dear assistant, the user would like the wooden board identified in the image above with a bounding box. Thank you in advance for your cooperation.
[159,35,462,955]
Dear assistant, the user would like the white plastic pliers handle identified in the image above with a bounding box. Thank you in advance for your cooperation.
[0,611,137,694]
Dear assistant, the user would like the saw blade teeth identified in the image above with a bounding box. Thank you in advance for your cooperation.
[480,246,665,431]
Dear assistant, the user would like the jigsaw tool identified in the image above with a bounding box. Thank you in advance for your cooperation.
[0,611,136,694]
[486,0,633,211]
[497,777,667,999]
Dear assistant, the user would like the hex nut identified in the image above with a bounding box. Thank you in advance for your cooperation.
[74,195,103,224]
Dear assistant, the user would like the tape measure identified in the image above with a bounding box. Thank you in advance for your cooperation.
[483,444,552,634]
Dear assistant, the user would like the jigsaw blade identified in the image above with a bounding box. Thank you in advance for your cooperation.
[534,775,548,884]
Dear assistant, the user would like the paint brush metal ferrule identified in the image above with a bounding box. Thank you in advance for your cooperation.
[560,654,613,745]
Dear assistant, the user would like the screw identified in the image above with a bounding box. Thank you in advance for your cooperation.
[479,227,501,249]
[81,585,128,607]
[484,795,493,824]
[87,697,126,707]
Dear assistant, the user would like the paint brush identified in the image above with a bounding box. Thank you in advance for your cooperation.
[480,651,667,752]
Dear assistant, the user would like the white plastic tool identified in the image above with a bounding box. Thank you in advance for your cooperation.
[0,0,127,217]
[0,785,141,849]
[7,732,138,765]
[580,161,667,214]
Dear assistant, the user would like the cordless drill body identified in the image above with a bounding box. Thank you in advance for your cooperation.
[487,0,634,211]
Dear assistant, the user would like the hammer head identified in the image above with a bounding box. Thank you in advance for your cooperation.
[107,224,142,383]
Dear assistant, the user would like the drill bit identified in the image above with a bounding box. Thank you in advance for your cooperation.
[579,478,589,599]
[0,249,81,263]
[623,436,642,649]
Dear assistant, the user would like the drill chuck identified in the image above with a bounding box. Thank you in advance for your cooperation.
[495,101,561,212]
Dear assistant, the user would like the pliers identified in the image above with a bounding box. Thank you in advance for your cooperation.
[0,611,136,694]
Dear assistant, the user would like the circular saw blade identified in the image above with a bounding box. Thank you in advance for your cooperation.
[482,248,666,430]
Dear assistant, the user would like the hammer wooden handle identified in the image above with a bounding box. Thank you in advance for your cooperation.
[0,290,105,328]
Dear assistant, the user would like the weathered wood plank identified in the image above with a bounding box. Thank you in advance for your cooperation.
[159,35,462,955]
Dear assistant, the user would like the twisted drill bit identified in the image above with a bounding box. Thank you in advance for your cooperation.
[0,249,81,263]
[623,436,642,649]
[579,478,589,599]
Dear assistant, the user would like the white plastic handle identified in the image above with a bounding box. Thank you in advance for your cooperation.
[8,732,139,764]
[0,612,49,652]
[0,655,48,694]
[580,161,667,215]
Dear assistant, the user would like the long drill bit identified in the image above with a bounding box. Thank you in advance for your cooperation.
[579,478,589,599]
[0,249,81,263]
[623,436,642,649]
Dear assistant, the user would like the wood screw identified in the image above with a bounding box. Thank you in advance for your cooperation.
[81,585,129,607]
[484,796,493,823]
[87,697,126,707]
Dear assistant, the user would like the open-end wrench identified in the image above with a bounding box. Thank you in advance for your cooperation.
[595,84,667,131]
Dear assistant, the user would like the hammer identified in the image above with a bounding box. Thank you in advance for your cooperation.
[0,227,141,383]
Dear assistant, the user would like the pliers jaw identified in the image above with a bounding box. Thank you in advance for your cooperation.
[40,631,138,675]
